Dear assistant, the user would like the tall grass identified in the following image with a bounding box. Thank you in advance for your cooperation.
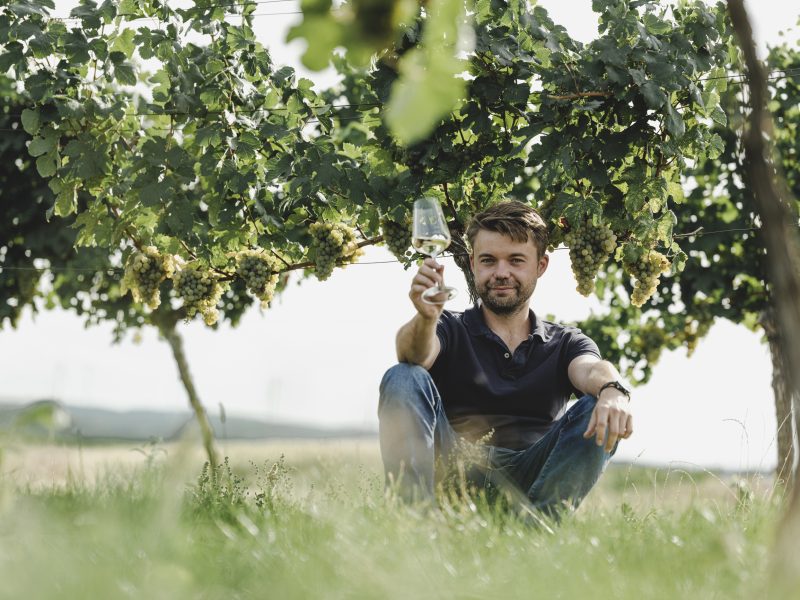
[0,444,785,600]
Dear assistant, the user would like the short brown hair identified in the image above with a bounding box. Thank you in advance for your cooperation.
[466,201,549,257]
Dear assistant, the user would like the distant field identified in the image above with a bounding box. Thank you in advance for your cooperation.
[0,440,787,599]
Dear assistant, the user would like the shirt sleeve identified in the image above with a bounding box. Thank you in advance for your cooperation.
[562,328,602,397]
[435,310,456,357]
[564,329,601,363]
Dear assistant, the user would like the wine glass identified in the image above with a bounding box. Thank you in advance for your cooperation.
[412,197,458,304]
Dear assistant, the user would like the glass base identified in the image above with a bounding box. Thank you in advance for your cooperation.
[421,285,457,305]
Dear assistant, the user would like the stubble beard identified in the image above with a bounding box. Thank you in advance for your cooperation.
[476,278,536,316]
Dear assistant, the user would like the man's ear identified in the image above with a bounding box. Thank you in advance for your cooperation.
[469,253,475,272]
[538,253,550,276]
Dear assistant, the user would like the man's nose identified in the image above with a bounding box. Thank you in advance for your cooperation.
[493,261,511,278]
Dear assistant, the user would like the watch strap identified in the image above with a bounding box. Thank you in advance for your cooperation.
[598,381,631,399]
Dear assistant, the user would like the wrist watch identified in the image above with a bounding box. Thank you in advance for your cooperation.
[598,380,631,400]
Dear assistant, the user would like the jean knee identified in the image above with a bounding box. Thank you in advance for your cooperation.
[378,363,436,412]
[567,395,597,427]
[567,395,619,456]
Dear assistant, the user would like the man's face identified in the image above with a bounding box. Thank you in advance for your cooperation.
[469,230,549,316]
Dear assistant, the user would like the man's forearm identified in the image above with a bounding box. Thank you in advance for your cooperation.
[585,360,624,397]
[396,313,438,365]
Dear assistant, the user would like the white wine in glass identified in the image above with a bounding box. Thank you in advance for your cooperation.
[412,197,457,304]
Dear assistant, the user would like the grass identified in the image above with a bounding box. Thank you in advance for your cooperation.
[0,440,788,599]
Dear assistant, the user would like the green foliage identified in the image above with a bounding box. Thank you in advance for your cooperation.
[2,0,737,324]
[288,0,419,70]
[384,0,471,144]
[578,40,800,383]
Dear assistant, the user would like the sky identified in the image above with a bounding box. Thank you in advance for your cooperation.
[2,0,798,472]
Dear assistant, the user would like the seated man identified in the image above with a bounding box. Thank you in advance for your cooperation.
[378,201,632,516]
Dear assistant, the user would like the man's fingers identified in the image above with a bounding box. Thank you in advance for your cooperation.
[616,411,628,440]
[583,408,597,438]
[623,413,634,439]
[417,266,443,287]
[593,405,609,447]
[411,274,438,290]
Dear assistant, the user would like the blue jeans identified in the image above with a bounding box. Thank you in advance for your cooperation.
[378,363,616,515]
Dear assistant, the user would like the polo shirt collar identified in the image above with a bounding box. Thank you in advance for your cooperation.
[463,303,551,342]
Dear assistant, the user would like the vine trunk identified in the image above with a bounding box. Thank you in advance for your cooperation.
[763,313,797,491]
[728,0,800,592]
[156,316,219,471]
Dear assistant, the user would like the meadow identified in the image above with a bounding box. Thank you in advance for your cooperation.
[0,439,787,599]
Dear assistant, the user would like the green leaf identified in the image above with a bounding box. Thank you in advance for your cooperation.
[138,182,163,206]
[708,133,724,159]
[671,250,687,273]
[35,154,57,178]
[664,104,685,138]
[28,131,57,157]
[710,105,727,126]
[640,81,667,109]
[667,180,685,204]
[643,13,672,35]
[21,108,40,135]
[287,16,342,71]
[656,210,676,243]
[385,0,470,145]
[114,63,137,86]
[54,185,77,217]
[110,28,136,58]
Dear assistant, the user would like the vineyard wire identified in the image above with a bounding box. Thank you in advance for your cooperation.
[0,225,778,274]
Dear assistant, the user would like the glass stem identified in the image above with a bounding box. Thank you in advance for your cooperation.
[430,252,442,291]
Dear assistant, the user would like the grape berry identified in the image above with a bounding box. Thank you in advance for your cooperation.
[564,222,617,296]
[380,214,412,261]
[309,222,363,281]
[624,250,671,307]
[236,250,281,306]
[173,264,224,325]
[121,246,175,309]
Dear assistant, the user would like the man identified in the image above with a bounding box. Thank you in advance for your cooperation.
[378,200,633,516]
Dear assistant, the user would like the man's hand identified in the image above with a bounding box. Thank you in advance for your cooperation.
[582,389,633,452]
[409,258,447,320]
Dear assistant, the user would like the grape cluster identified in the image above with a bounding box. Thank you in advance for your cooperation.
[172,264,224,325]
[308,222,363,281]
[121,246,175,309]
[564,222,617,296]
[236,250,281,307]
[380,214,412,261]
[624,250,671,307]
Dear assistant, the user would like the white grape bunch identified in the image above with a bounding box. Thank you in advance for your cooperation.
[380,214,412,261]
[236,250,282,306]
[308,222,363,281]
[172,264,224,325]
[624,249,671,307]
[564,221,617,296]
[121,246,175,309]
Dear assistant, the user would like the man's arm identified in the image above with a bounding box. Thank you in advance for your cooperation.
[396,314,441,369]
[395,257,446,369]
[567,354,633,452]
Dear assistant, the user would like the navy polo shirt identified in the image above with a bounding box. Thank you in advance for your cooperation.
[428,304,601,450]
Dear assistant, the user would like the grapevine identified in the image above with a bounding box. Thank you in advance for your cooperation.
[172,263,224,325]
[564,221,617,296]
[121,246,175,309]
[236,250,282,307]
[308,222,364,281]
[380,214,412,261]
[623,249,671,307]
